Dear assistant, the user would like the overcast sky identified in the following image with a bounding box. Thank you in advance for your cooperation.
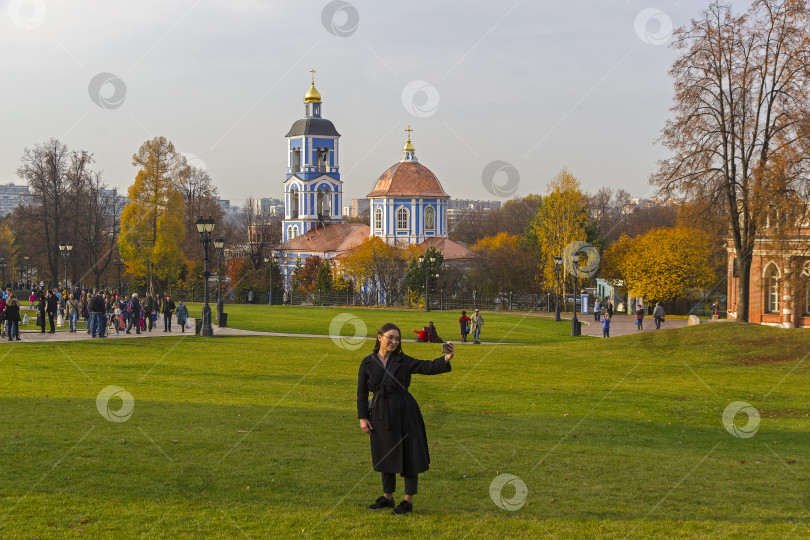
[1,0,753,207]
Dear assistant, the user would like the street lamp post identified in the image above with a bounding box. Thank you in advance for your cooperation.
[23,256,29,288]
[115,257,124,294]
[554,256,563,322]
[214,237,224,322]
[571,252,581,337]
[58,242,73,290]
[196,216,216,336]
[418,255,436,312]
[263,253,275,306]
[0,257,6,289]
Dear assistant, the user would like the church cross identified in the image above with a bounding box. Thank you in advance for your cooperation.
[310,69,316,84]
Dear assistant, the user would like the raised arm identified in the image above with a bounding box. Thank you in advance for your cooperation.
[406,352,453,376]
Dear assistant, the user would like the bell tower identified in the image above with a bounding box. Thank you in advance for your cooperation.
[282,71,343,243]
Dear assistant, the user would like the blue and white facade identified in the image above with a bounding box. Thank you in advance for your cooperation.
[282,83,343,243]
[370,197,449,245]
[368,141,450,246]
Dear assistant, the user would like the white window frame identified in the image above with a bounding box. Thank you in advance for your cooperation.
[764,264,780,314]
[374,207,382,231]
[396,207,409,231]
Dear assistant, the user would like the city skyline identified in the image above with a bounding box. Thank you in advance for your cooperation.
[1,0,753,206]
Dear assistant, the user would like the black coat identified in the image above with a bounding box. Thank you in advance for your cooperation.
[357,352,451,475]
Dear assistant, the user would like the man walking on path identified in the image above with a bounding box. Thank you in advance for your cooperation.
[601,313,610,338]
[46,290,58,333]
[126,294,141,334]
[143,292,155,332]
[162,295,176,332]
[470,308,484,344]
[89,292,107,338]
[593,299,601,322]
[653,303,665,330]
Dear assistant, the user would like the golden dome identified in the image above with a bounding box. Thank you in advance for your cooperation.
[305,84,321,103]
[403,138,415,152]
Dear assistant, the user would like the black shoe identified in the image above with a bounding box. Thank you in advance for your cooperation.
[368,496,395,510]
[15,337,21,341]
[392,500,412,515]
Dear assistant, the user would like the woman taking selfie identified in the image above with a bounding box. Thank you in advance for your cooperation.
[357,322,454,515]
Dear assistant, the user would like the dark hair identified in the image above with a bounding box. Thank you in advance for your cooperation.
[372,323,403,355]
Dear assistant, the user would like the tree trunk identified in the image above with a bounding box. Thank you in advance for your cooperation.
[736,249,752,323]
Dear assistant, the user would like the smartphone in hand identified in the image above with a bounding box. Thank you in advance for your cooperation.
[442,342,451,355]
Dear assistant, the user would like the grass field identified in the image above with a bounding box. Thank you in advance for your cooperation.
[0,307,807,538]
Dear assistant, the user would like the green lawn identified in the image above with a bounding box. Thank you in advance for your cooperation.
[192,303,565,344]
[0,309,807,538]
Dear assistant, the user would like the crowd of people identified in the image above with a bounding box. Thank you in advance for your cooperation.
[0,287,191,339]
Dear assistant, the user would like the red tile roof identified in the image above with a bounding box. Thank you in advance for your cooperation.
[277,223,370,255]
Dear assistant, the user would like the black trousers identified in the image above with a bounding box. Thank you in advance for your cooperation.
[145,312,153,331]
[381,472,418,496]
[164,313,172,331]
[48,313,55,332]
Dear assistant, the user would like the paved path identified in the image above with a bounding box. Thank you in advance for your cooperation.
[10,322,495,345]
[8,313,690,343]
[577,314,688,338]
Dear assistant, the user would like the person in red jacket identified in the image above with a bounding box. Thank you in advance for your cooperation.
[458,310,471,342]
[412,327,429,342]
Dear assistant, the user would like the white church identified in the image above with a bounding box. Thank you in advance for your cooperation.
[274,76,476,291]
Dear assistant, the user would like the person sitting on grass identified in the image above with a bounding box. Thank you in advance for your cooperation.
[412,327,429,342]
[427,322,443,343]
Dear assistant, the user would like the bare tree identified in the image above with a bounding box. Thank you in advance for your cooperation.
[239,197,281,269]
[17,139,76,284]
[179,167,224,260]
[653,0,810,321]
[73,171,122,289]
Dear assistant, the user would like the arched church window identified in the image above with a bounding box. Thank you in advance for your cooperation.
[396,207,409,230]
[317,188,331,218]
[293,226,299,238]
[764,263,780,313]
[424,206,435,230]
[374,207,382,231]
[290,191,299,219]
[287,226,293,240]
[317,148,329,172]
[292,149,301,172]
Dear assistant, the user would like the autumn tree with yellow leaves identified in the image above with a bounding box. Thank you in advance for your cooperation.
[603,227,715,302]
[338,237,410,305]
[119,137,190,293]
[530,168,588,295]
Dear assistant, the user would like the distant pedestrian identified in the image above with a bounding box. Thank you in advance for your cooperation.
[46,290,57,333]
[36,292,46,333]
[162,295,176,332]
[175,300,189,332]
[606,300,613,320]
[653,303,665,329]
[5,294,21,341]
[66,293,80,333]
[601,314,610,338]
[635,305,644,331]
[458,310,471,342]
[593,299,601,322]
[125,293,141,334]
[143,292,155,332]
[470,309,484,344]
